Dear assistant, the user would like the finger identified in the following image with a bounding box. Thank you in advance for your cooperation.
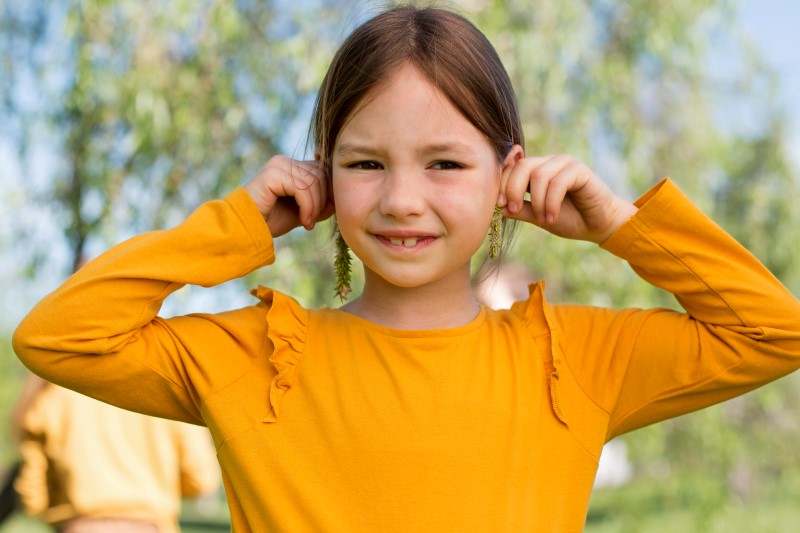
[503,157,547,214]
[293,177,320,229]
[501,200,537,225]
[314,161,329,218]
[496,146,520,206]
[290,160,325,228]
[317,199,336,224]
[498,162,513,207]
[525,155,560,224]
[543,160,587,224]
[304,163,330,229]
[309,161,330,225]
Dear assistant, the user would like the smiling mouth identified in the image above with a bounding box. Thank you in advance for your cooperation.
[376,235,436,249]
[389,237,418,248]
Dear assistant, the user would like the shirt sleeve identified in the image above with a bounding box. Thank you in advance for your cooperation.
[12,188,276,424]
[553,178,800,441]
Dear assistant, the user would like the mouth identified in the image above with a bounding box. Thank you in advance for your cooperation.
[375,234,437,250]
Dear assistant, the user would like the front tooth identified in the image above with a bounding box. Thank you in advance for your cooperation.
[390,238,403,246]
[403,238,417,248]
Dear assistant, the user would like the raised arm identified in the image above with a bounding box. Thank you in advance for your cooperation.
[12,188,275,422]
[553,178,800,439]
[13,157,333,423]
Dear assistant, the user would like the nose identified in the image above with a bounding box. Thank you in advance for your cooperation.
[379,169,426,218]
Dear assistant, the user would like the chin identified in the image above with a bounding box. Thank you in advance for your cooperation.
[380,274,432,289]
[362,264,434,289]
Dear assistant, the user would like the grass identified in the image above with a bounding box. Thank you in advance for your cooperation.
[585,479,800,533]
[584,502,800,533]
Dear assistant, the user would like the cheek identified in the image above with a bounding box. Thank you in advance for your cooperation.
[331,176,368,228]
[432,187,493,221]
[332,172,358,209]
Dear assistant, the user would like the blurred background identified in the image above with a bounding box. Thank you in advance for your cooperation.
[1,0,799,531]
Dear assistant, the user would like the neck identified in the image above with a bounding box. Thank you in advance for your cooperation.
[340,267,481,330]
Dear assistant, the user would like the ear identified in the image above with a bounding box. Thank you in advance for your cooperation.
[502,144,524,169]
[315,151,335,200]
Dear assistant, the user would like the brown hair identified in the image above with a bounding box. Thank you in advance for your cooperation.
[313,4,523,166]
[312,4,523,253]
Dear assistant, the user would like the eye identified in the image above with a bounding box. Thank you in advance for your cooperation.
[430,160,463,170]
[347,160,383,170]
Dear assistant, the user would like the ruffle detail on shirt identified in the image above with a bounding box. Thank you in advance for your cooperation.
[250,285,308,423]
[511,281,569,427]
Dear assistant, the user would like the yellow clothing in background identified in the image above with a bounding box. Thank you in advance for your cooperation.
[15,384,220,533]
[13,180,800,532]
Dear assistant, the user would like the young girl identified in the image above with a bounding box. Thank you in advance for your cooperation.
[13,5,800,532]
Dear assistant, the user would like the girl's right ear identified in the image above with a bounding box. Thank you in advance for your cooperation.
[316,151,335,204]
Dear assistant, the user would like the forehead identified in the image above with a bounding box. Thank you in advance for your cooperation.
[335,63,491,153]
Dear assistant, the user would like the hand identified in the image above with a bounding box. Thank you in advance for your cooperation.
[243,156,335,238]
[499,152,638,243]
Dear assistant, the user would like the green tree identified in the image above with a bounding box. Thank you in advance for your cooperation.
[1,0,799,528]
[0,0,343,304]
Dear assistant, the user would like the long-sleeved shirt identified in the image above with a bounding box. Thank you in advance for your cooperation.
[14,383,220,532]
[13,179,800,532]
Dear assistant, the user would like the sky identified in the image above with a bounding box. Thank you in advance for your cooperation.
[738,0,800,167]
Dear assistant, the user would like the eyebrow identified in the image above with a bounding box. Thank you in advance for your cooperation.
[336,143,382,157]
[335,142,473,157]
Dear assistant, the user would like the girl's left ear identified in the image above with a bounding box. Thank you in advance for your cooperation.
[502,144,524,169]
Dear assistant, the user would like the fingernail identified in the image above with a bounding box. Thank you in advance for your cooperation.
[509,201,519,213]
[546,213,554,224]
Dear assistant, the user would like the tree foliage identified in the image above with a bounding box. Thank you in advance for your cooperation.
[1,0,341,291]
[1,0,799,527]
[470,0,800,303]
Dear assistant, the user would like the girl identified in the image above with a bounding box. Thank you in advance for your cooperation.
[13,5,800,532]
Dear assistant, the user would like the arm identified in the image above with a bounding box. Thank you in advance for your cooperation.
[499,152,800,439]
[12,189,276,423]
[555,179,800,439]
[13,156,332,423]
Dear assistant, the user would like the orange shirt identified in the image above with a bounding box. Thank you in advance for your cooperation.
[15,384,220,532]
[13,179,800,532]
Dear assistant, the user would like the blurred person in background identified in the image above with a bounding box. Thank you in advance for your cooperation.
[12,375,220,533]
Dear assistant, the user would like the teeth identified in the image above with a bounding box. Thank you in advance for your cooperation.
[388,237,419,247]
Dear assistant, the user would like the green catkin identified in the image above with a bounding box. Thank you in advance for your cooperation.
[334,228,352,301]
[489,206,503,259]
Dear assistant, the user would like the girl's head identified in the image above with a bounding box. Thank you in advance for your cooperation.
[313,5,525,293]
[312,5,523,171]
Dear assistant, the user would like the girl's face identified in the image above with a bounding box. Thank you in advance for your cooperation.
[332,62,504,292]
